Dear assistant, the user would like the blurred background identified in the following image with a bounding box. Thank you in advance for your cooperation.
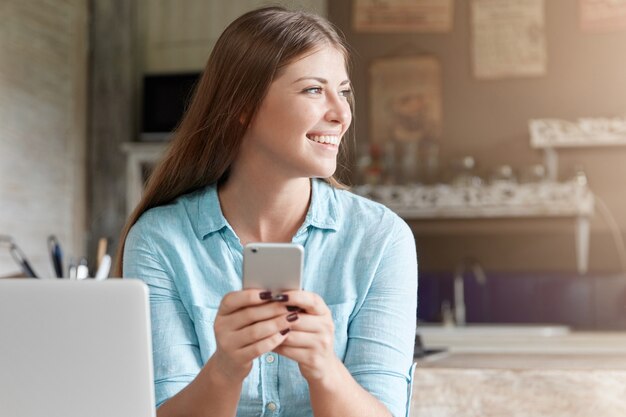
[1,0,625,330]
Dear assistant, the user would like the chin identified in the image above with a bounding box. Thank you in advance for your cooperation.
[296,158,337,179]
[314,163,337,179]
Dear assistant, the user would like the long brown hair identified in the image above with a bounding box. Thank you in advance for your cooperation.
[114,6,354,275]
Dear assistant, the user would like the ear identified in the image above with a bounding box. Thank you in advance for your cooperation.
[239,104,253,125]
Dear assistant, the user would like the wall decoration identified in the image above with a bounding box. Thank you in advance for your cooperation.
[368,55,442,183]
[471,0,546,79]
[529,117,626,148]
[580,0,626,33]
[353,0,454,33]
[369,55,442,144]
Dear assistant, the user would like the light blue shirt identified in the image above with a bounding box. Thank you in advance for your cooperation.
[124,179,418,417]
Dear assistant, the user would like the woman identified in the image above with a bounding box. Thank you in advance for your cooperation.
[116,6,417,417]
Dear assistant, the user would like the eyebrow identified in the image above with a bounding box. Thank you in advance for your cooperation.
[292,77,351,86]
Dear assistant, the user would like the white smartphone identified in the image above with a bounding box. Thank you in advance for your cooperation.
[242,243,303,292]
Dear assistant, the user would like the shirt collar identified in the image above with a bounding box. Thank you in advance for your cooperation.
[304,179,340,232]
[196,184,229,239]
[194,179,340,240]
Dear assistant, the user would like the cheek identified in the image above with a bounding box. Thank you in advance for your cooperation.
[342,106,353,132]
[293,103,320,121]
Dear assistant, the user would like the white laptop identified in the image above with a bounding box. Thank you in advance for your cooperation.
[0,279,156,417]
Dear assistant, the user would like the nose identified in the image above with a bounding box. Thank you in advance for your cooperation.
[325,93,352,127]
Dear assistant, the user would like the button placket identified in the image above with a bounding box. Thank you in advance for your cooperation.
[261,351,279,416]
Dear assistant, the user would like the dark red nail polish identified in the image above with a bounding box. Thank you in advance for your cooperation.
[280,328,291,336]
[259,291,272,300]
[286,306,302,312]
[272,294,288,302]
[286,313,298,322]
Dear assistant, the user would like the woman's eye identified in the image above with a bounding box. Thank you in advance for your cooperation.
[340,89,353,98]
[304,87,322,94]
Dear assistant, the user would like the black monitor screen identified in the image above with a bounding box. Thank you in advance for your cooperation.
[142,73,201,133]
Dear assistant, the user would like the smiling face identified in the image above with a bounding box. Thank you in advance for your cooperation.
[236,45,352,180]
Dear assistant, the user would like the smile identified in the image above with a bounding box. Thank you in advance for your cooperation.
[306,134,340,146]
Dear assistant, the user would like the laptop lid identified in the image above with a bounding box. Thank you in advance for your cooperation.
[0,280,156,417]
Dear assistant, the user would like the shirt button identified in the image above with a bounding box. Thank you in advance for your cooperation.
[267,402,277,411]
[265,354,275,364]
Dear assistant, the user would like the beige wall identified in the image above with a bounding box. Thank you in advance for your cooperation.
[139,0,327,73]
[329,0,626,273]
[0,1,87,277]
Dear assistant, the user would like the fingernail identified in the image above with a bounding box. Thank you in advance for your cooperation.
[280,328,291,336]
[286,313,298,322]
[259,291,272,300]
[271,294,288,302]
[286,306,302,312]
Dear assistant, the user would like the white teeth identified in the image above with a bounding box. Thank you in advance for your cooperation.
[308,135,339,145]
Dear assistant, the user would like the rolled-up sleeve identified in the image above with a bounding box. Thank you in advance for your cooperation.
[123,222,203,408]
[344,217,418,417]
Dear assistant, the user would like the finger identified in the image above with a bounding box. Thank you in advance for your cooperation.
[281,313,330,334]
[282,291,330,316]
[219,289,275,315]
[233,312,299,348]
[272,345,311,364]
[277,328,333,351]
[235,327,292,362]
[225,302,294,331]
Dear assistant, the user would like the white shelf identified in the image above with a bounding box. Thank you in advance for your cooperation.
[353,182,594,274]
[120,142,168,215]
[529,117,626,149]
[352,182,594,219]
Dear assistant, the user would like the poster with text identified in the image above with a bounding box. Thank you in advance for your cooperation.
[580,0,626,32]
[353,0,453,32]
[471,0,546,79]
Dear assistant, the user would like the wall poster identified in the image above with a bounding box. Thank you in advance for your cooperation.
[369,55,442,144]
[353,0,454,33]
[471,0,546,79]
[580,0,626,32]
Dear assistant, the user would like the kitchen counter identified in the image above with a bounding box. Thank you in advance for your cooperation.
[411,351,626,417]
[418,326,626,354]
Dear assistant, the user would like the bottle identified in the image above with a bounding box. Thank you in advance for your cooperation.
[363,143,384,186]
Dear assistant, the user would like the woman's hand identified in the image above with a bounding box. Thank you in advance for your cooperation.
[210,289,297,384]
[271,291,339,384]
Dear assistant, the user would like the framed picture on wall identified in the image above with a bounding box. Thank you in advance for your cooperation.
[369,55,442,144]
[580,0,626,33]
[471,0,547,79]
[353,0,454,33]
[368,55,442,184]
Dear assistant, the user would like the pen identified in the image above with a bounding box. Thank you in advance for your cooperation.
[96,238,108,269]
[76,258,89,280]
[9,243,39,278]
[68,258,77,280]
[94,254,111,280]
[47,235,64,278]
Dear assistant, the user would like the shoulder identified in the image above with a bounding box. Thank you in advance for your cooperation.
[127,187,207,245]
[333,186,410,234]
